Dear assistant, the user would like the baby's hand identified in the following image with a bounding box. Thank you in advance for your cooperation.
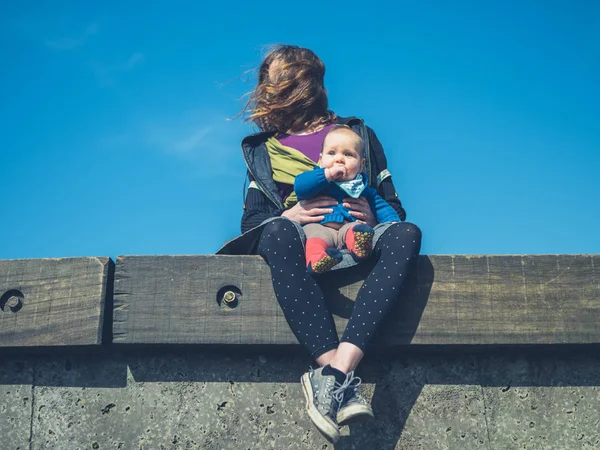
[325,165,346,181]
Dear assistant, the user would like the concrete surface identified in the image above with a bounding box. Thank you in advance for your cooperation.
[1,349,600,449]
[0,359,33,450]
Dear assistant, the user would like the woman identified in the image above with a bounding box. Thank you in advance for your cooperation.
[218,45,422,444]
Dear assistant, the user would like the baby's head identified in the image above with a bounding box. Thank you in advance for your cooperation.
[320,125,366,181]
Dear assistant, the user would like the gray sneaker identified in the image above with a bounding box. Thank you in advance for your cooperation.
[337,371,374,426]
[300,366,349,443]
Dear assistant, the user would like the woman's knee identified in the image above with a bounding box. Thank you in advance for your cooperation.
[258,218,302,252]
[261,217,299,238]
[379,222,422,250]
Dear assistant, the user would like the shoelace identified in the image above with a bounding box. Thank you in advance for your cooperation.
[308,368,363,413]
[332,371,362,413]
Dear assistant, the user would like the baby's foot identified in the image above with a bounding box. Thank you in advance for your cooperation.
[346,224,375,260]
[309,248,343,273]
[306,238,343,273]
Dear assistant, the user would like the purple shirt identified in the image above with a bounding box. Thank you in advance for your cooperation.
[276,124,335,202]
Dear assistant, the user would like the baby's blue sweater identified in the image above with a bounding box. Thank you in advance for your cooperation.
[294,168,400,225]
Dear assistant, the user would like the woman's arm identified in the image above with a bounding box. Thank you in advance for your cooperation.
[367,127,407,221]
[241,179,338,232]
[241,187,283,233]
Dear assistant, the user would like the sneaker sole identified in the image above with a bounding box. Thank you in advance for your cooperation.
[337,404,375,426]
[301,373,340,444]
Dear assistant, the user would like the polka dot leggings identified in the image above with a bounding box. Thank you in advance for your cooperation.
[257,218,422,359]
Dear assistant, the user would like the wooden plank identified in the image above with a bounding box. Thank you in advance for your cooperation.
[113,255,294,345]
[112,255,600,346]
[0,257,112,347]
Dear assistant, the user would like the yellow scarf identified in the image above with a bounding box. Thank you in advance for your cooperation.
[265,137,317,208]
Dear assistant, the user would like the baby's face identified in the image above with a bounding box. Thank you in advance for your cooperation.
[320,130,365,180]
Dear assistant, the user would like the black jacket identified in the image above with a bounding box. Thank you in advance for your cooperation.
[240,116,406,233]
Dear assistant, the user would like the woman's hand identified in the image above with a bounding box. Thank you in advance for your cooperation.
[281,196,337,225]
[343,197,377,228]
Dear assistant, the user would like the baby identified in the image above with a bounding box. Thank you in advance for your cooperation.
[294,125,401,273]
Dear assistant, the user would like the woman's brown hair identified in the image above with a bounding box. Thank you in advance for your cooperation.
[241,45,335,133]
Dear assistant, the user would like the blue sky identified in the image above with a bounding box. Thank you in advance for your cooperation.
[1,1,599,260]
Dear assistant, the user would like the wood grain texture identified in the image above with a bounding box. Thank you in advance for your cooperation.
[0,257,112,347]
[112,255,600,346]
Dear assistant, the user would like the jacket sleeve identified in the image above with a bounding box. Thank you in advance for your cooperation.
[241,180,283,234]
[364,188,401,223]
[367,126,407,221]
[294,167,331,200]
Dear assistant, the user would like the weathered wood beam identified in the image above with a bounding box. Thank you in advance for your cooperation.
[0,257,113,347]
[112,255,600,346]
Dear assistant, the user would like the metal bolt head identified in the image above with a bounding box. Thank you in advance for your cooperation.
[6,296,21,309]
[1,290,24,313]
[223,291,236,304]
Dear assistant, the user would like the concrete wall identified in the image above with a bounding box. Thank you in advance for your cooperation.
[2,349,599,450]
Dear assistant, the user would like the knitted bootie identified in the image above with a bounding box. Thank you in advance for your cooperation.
[346,224,375,260]
[306,238,343,274]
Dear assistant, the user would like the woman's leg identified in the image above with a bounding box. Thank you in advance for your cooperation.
[330,222,422,373]
[257,218,339,359]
